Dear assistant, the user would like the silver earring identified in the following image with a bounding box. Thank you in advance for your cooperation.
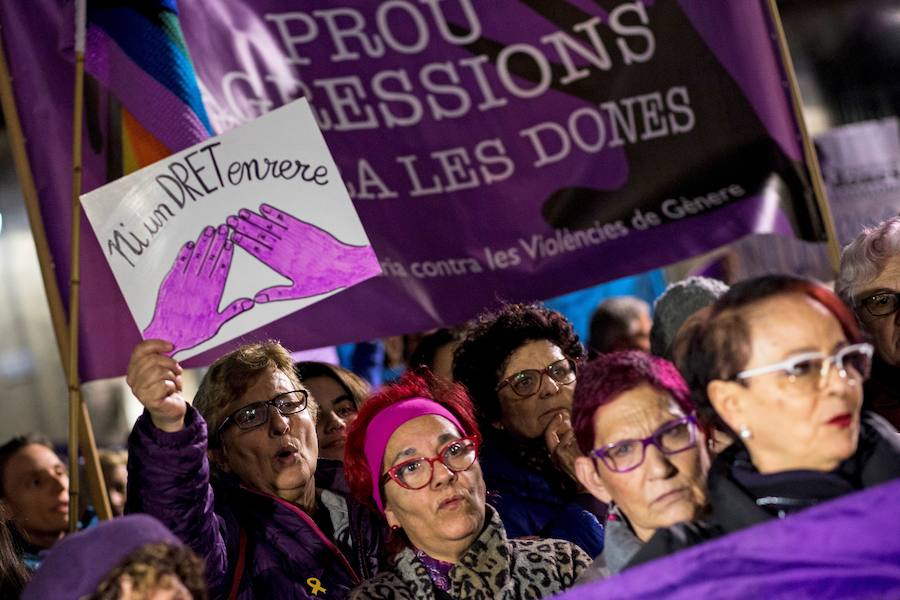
[739,424,752,440]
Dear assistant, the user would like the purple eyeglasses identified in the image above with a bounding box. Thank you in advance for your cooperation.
[590,414,698,473]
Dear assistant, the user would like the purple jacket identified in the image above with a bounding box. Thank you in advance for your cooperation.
[126,406,383,600]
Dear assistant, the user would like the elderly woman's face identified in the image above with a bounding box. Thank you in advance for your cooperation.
[305,375,358,461]
[575,385,707,542]
[217,366,318,504]
[382,415,486,562]
[497,340,575,439]
[715,294,864,473]
[855,255,900,367]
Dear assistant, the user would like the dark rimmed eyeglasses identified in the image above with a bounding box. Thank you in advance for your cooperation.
[216,389,309,436]
[590,415,698,473]
[856,291,900,320]
[381,435,480,490]
[496,358,577,398]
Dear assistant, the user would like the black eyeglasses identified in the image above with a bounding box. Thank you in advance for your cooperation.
[857,291,900,319]
[381,435,480,490]
[217,389,309,436]
[590,415,698,473]
[496,358,577,397]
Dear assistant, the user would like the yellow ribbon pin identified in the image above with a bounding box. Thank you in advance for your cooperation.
[306,577,326,596]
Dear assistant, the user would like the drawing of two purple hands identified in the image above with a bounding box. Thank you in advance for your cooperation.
[142,203,379,353]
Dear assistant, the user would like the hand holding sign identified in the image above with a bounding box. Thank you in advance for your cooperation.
[228,203,379,304]
[126,339,186,432]
[143,225,254,353]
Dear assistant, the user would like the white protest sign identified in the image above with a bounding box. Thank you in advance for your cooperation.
[81,98,381,360]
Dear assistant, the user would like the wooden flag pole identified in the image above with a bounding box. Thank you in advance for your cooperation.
[766,0,842,275]
[67,0,86,533]
[71,0,113,521]
[0,13,112,522]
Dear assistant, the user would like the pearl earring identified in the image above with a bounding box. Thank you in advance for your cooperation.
[739,424,752,440]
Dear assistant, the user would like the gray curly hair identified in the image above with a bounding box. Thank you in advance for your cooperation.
[836,216,900,308]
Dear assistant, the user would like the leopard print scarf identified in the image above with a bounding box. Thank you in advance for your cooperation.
[348,506,591,599]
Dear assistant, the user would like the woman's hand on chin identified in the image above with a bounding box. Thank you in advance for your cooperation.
[545,412,582,482]
[126,339,187,432]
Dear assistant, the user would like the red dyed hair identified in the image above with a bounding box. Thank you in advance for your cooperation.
[344,370,480,515]
[572,351,695,454]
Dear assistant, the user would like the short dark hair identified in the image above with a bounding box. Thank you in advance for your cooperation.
[572,351,695,454]
[294,361,370,409]
[452,303,584,426]
[407,328,463,373]
[0,433,56,498]
[1,507,28,597]
[588,296,649,357]
[683,275,862,435]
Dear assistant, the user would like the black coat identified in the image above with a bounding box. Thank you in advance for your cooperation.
[864,356,900,430]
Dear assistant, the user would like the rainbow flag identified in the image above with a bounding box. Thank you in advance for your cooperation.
[84,0,213,174]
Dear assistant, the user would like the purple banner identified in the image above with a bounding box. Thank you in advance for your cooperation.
[559,479,900,599]
[817,117,900,245]
[0,1,822,381]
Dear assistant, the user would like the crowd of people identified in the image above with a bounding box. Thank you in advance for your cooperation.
[1,216,899,599]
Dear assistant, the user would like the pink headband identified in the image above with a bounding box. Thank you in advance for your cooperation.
[364,397,465,512]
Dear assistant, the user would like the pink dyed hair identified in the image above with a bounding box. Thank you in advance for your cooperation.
[572,351,696,454]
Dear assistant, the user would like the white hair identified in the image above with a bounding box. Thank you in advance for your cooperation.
[836,216,900,306]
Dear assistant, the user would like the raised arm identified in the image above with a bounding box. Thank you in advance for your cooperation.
[125,340,235,597]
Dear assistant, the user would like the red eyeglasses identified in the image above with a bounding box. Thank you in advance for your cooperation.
[381,435,480,490]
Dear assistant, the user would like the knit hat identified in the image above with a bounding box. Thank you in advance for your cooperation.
[650,276,729,357]
[22,514,183,600]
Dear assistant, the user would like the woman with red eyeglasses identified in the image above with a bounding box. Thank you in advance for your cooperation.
[343,371,589,600]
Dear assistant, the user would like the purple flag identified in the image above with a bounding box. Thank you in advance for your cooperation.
[0,1,823,381]
[559,479,900,599]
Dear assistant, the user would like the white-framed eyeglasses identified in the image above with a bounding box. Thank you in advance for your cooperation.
[735,343,873,392]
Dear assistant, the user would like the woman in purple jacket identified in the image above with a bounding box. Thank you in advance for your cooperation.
[125,339,384,599]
